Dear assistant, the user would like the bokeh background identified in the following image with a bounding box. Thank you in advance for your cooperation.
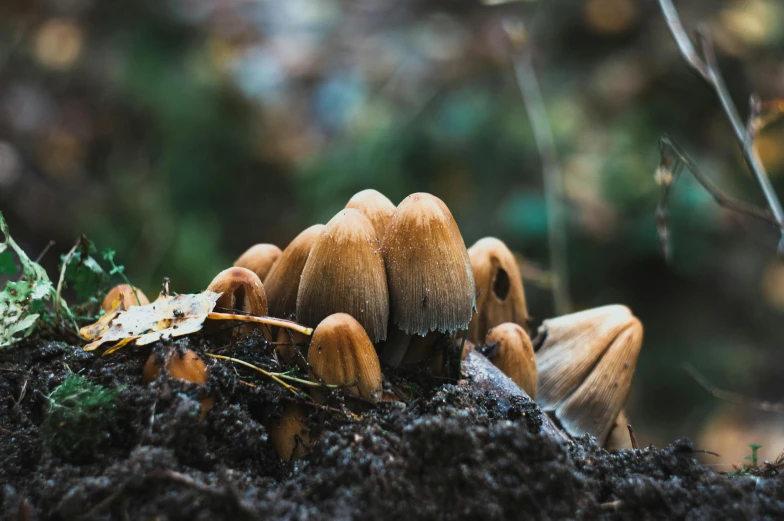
[3,0,784,467]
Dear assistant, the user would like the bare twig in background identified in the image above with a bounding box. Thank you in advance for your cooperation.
[683,363,784,414]
[658,0,784,254]
[655,136,780,260]
[503,18,572,315]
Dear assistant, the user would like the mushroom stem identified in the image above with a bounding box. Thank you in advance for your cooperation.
[207,312,313,335]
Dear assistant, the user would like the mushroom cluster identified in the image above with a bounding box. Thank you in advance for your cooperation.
[188,188,644,457]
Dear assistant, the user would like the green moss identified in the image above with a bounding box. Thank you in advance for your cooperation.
[44,374,119,462]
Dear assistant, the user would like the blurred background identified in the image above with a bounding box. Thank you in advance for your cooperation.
[2,0,784,467]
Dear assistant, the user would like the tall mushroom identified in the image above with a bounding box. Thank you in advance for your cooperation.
[467,237,529,343]
[380,192,475,365]
[264,224,325,319]
[307,313,383,403]
[297,209,388,342]
[207,267,270,338]
[345,189,396,241]
[535,304,643,445]
[234,243,282,282]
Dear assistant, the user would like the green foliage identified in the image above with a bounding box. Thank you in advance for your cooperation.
[0,212,65,348]
[744,443,763,468]
[44,374,119,462]
[61,238,107,302]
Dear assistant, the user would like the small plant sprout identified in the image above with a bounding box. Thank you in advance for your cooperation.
[745,444,763,469]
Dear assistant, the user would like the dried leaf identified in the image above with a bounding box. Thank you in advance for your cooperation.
[81,291,221,353]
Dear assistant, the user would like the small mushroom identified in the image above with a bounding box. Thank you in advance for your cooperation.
[274,326,310,361]
[233,243,282,282]
[264,224,325,319]
[297,209,388,342]
[345,189,396,240]
[467,237,529,343]
[604,410,633,451]
[143,348,213,415]
[480,323,537,398]
[101,284,150,312]
[207,267,270,338]
[536,304,643,444]
[307,313,383,403]
[268,404,310,461]
[381,193,475,364]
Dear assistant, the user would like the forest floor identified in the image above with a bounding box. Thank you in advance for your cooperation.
[1,331,783,521]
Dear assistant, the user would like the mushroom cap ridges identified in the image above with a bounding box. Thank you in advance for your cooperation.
[233,243,282,282]
[265,224,325,319]
[382,192,475,335]
[207,267,268,316]
[467,237,529,343]
[307,313,383,402]
[297,209,389,342]
[345,189,396,240]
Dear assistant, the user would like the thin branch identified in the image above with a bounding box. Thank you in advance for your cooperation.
[683,363,784,414]
[504,18,572,314]
[658,0,784,253]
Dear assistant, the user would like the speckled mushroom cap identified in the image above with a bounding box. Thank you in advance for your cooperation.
[382,192,475,336]
[536,304,643,444]
[297,209,389,342]
[307,313,383,403]
[345,189,396,241]
[233,243,282,282]
[264,224,325,319]
[467,237,529,343]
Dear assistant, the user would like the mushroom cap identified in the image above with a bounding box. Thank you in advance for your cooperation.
[345,189,396,241]
[264,224,325,319]
[207,267,270,338]
[233,243,282,282]
[382,192,475,336]
[307,313,383,402]
[268,404,310,461]
[467,237,529,343]
[483,323,537,398]
[604,410,633,451]
[536,304,642,443]
[143,348,208,385]
[101,284,150,312]
[297,209,389,342]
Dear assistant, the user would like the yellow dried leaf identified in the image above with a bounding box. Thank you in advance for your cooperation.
[81,291,220,352]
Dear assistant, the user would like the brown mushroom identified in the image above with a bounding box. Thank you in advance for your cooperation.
[207,267,270,338]
[234,243,282,282]
[275,326,310,361]
[297,209,388,342]
[481,323,537,398]
[467,238,529,343]
[101,284,150,312]
[143,348,213,416]
[264,224,325,319]
[345,189,396,241]
[604,410,633,451]
[380,193,474,364]
[307,313,383,403]
[267,404,310,461]
[536,304,642,444]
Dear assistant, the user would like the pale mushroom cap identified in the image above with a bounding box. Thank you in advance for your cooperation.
[101,284,150,312]
[536,305,643,443]
[484,323,537,398]
[264,224,325,319]
[467,237,529,343]
[207,267,269,316]
[345,189,396,241]
[307,313,383,402]
[297,209,389,342]
[233,243,282,282]
[382,192,475,336]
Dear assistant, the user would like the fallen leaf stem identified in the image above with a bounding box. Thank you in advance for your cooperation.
[207,312,313,335]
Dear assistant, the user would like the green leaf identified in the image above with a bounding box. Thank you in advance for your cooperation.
[0,245,17,275]
[62,242,107,302]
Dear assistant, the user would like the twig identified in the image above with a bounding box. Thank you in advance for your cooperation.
[658,0,784,253]
[504,18,572,314]
[34,240,55,263]
[683,363,784,414]
[627,423,638,450]
[204,353,304,396]
[207,312,313,336]
[655,136,780,258]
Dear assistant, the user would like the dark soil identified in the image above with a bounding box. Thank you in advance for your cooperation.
[2,332,783,521]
